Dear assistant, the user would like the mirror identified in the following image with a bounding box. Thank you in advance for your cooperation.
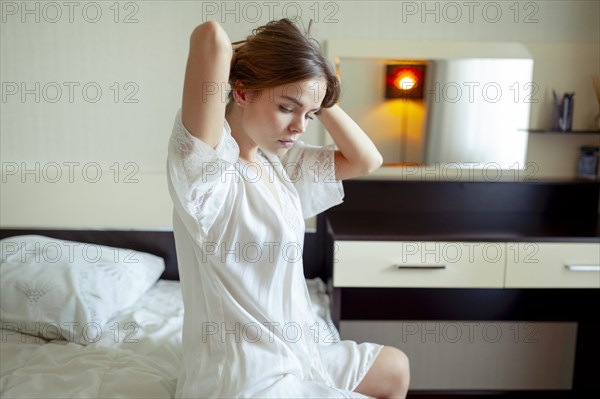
[325,40,534,171]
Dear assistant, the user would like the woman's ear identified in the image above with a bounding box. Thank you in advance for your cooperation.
[232,81,247,106]
[232,81,263,106]
[232,90,245,106]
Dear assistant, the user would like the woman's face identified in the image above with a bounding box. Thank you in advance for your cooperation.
[239,78,327,157]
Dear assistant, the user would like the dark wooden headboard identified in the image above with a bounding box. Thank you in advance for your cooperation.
[0,229,180,280]
[0,222,329,281]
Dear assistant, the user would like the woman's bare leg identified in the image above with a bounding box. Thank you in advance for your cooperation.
[354,346,410,399]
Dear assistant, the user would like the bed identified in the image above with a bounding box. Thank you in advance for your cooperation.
[0,227,338,398]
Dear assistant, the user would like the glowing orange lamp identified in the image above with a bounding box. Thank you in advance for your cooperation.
[385,64,426,100]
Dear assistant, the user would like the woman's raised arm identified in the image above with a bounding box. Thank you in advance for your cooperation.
[181,21,233,148]
[317,104,383,180]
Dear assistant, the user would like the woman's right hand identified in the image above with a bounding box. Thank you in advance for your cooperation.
[230,40,246,70]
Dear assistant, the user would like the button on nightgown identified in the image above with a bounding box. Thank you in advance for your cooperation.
[167,109,382,398]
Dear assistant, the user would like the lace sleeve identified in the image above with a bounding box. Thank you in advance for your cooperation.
[280,140,344,219]
[166,109,239,236]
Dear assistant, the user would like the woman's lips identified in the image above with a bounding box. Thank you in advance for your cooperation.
[278,140,295,148]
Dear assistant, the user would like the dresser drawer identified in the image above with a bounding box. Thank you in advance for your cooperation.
[334,241,505,288]
[505,242,600,288]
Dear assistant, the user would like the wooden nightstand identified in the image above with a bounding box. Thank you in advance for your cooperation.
[323,179,600,396]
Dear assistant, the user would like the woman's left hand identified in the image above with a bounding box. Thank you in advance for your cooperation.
[317,105,383,180]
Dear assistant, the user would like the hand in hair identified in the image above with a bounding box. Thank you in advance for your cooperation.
[230,40,246,70]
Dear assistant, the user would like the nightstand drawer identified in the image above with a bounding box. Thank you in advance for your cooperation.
[334,241,505,288]
[505,242,600,288]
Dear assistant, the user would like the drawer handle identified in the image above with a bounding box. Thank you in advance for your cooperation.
[394,264,446,270]
[565,264,600,272]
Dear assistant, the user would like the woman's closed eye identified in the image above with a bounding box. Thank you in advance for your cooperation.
[279,105,293,114]
[278,105,314,120]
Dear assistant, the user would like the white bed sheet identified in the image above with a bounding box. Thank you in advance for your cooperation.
[0,278,337,398]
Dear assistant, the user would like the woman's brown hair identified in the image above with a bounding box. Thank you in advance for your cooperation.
[229,19,340,108]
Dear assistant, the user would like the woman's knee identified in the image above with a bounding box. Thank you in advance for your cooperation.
[355,345,410,398]
[382,346,410,396]
[357,346,410,398]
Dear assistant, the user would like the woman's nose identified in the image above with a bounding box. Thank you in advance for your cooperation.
[290,117,306,134]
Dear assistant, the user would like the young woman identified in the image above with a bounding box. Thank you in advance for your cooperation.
[167,19,410,398]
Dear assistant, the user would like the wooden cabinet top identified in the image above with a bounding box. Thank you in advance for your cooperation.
[325,180,600,243]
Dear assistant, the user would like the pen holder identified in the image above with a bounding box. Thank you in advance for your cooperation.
[552,92,574,132]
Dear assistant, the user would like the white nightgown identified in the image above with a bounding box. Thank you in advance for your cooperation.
[167,109,382,398]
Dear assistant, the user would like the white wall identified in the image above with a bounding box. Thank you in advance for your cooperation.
[1,0,599,228]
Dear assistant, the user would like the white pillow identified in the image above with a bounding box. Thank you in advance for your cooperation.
[0,235,165,345]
